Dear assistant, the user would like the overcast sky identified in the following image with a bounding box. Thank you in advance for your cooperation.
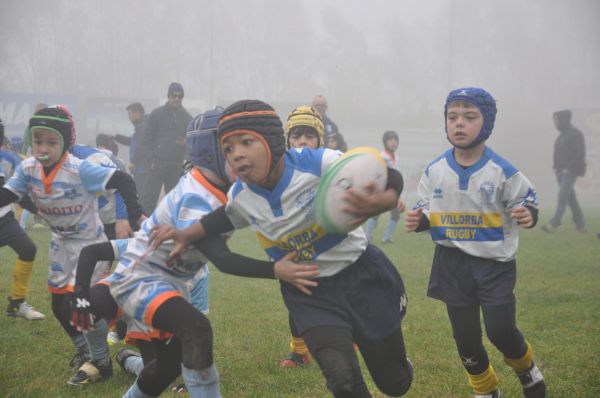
[1,0,599,205]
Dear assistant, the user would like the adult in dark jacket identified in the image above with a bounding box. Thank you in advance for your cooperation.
[312,95,340,142]
[114,103,149,197]
[542,110,587,233]
[138,83,192,214]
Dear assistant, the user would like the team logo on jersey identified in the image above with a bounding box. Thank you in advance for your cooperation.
[479,181,495,207]
[433,188,443,199]
[296,188,316,222]
[62,187,83,200]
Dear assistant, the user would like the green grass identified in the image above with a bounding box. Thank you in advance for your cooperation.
[1,210,599,397]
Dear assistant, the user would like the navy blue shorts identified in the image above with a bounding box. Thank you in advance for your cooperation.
[427,245,516,307]
[280,244,407,340]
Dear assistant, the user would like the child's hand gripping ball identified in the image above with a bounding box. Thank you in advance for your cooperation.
[315,147,387,234]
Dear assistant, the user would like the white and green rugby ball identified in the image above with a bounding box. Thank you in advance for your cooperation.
[315,147,388,234]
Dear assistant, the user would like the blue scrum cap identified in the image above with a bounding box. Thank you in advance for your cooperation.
[185,107,230,184]
[444,87,497,149]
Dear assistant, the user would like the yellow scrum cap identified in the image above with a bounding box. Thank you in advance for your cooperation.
[285,106,325,146]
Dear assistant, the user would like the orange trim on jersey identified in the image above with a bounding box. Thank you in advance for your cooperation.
[41,151,69,194]
[143,291,181,326]
[48,282,75,294]
[125,329,173,345]
[191,168,227,205]
[220,129,272,182]
[218,110,278,125]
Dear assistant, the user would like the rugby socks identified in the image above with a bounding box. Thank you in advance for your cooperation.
[123,381,157,398]
[504,341,533,373]
[71,334,88,353]
[468,365,499,396]
[83,318,111,367]
[10,259,34,300]
[124,355,144,377]
[289,336,309,356]
[181,363,221,398]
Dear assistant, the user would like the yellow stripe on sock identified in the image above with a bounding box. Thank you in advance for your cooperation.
[289,336,309,355]
[504,342,533,373]
[10,259,34,300]
[468,365,499,395]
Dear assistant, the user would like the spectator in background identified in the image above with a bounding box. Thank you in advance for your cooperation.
[542,110,587,234]
[138,82,192,214]
[312,95,339,143]
[114,103,148,197]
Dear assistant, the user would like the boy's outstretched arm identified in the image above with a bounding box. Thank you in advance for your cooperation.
[343,168,404,226]
[150,205,234,256]
[70,242,116,333]
[195,235,319,295]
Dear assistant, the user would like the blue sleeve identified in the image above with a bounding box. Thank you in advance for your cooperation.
[115,192,128,219]
[79,160,116,193]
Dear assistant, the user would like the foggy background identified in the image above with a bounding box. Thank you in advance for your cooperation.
[1,0,599,207]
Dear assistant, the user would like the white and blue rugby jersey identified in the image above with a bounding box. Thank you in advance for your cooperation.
[225,147,368,277]
[109,168,227,280]
[71,144,124,225]
[381,150,400,171]
[415,146,538,262]
[5,154,115,239]
[0,150,22,218]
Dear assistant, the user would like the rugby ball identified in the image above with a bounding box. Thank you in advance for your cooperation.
[315,147,388,234]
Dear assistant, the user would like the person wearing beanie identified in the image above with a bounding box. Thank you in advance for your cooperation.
[139,82,193,214]
[0,117,44,321]
[149,99,413,397]
[364,130,407,244]
[405,88,546,398]
[541,109,587,234]
[0,106,145,386]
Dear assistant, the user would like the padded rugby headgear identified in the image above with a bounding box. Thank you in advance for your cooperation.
[444,87,496,149]
[285,106,324,148]
[186,107,230,184]
[29,105,76,152]
[218,100,285,174]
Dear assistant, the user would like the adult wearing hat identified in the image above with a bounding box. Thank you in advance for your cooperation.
[139,82,193,214]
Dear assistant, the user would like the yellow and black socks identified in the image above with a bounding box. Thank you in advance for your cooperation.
[504,341,533,373]
[10,259,34,301]
[468,365,499,395]
[289,336,309,356]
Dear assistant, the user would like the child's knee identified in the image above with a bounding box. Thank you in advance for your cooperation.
[372,359,413,397]
[315,347,367,397]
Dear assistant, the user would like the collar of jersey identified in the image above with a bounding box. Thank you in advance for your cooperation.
[244,156,294,217]
[445,146,491,190]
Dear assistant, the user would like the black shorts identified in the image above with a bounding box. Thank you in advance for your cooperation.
[280,244,407,340]
[427,245,516,307]
[0,212,27,246]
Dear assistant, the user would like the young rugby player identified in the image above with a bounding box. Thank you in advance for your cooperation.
[364,130,406,243]
[0,106,144,385]
[150,99,413,397]
[405,88,546,398]
[0,118,45,320]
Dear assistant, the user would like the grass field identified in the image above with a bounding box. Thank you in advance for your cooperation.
[1,210,599,397]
